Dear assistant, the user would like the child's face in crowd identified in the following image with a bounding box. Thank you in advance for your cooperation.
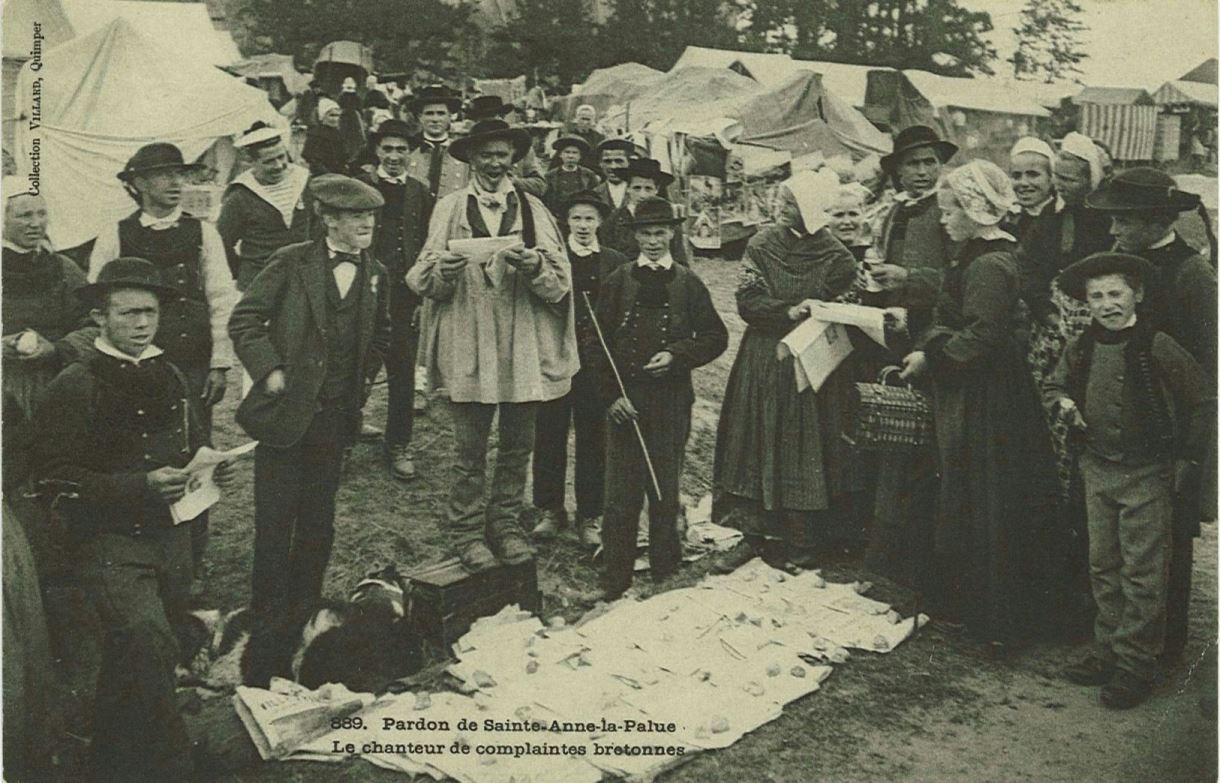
[1085,273,1142,331]
[627,177,658,205]
[559,147,582,168]
[568,204,601,245]
[827,195,864,243]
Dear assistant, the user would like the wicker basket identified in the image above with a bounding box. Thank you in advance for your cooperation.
[851,366,934,451]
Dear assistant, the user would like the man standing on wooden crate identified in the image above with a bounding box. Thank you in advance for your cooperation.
[229,174,391,685]
[407,119,578,572]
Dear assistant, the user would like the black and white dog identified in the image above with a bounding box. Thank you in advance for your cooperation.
[183,565,423,694]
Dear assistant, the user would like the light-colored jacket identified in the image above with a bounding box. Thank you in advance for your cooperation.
[406,185,578,404]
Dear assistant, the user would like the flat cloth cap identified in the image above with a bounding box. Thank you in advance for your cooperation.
[1058,252,1156,301]
[309,174,384,210]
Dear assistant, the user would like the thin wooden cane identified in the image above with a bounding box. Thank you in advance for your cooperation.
[579,290,663,501]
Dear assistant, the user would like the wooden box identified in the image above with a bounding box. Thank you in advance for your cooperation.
[405,558,541,653]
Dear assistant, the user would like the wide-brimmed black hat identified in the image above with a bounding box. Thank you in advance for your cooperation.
[369,119,414,146]
[448,119,531,164]
[623,196,683,227]
[552,135,592,156]
[880,125,958,175]
[117,143,204,182]
[596,138,637,157]
[410,84,462,114]
[618,158,673,189]
[77,257,178,305]
[1085,166,1201,213]
[1058,252,1156,301]
[309,174,385,210]
[465,95,514,120]
[563,190,612,218]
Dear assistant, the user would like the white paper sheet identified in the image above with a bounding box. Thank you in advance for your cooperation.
[170,441,257,524]
[448,237,524,288]
[777,318,853,393]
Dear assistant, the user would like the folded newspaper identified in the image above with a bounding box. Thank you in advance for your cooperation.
[233,678,375,760]
[170,441,258,524]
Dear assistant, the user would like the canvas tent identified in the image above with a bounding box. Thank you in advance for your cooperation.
[1073,87,1158,162]
[12,18,281,250]
[3,0,76,152]
[59,0,240,67]
[1152,79,1217,162]
[1180,58,1219,85]
[670,46,807,90]
[864,69,1051,165]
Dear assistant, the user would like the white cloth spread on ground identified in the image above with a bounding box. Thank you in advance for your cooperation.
[239,560,924,781]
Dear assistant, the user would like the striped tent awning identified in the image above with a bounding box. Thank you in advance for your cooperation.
[1078,103,1158,161]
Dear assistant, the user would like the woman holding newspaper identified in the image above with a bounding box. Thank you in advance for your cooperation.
[712,169,865,572]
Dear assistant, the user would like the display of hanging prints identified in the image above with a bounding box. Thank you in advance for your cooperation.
[686,174,723,250]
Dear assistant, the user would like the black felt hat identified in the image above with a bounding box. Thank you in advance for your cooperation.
[410,84,462,114]
[1085,167,1201,213]
[465,95,515,120]
[623,196,683,227]
[879,125,958,175]
[552,135,592,156]
[1058,252,1156,301]
[448,119,531,164]
[563,190,612,218]
[117,143,204,182]
[618,158,673,189]
[77,257,179,304]
[369,119,414,146]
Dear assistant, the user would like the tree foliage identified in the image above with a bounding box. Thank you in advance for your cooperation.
[1009,0,1088,83]
[236,0,478,82]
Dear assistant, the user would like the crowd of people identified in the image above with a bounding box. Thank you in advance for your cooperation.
[2,74,1216,781]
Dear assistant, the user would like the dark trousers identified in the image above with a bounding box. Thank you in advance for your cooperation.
[447,401,537,550]
[248,408,349,683]
[1164,530,1194,659]
[385,285,419,449]
[532,367,606,518]
[80,527,195,782]
[601,392,690,595]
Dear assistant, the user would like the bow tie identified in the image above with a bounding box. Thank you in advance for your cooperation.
[478,193,507,211]
[330,251,359,268]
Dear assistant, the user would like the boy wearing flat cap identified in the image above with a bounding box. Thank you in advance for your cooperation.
[229,174,391,685]
[31,258,237,780]
[1045,252,1207,709]
[594,196,727,599]
[531,191,628,547]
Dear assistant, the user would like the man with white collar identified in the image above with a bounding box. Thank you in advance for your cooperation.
[407,118,577,572]
[88,142,239,579]
[218,123,313,290]
[357,119,434,480]
[592,196,727,599]
[229,174,391,685]
[598,157,689,266]
[531,191,627,547]
[31,257,236,781]
[592,138,635,210]
[404,84,467,203]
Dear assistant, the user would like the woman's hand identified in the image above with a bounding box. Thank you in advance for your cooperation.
[898,350,928,380]
[870,263,909,290]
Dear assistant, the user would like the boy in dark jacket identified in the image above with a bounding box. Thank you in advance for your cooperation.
[594,197,727,599]
[1045,252,1208,709]
[531,192,628,547]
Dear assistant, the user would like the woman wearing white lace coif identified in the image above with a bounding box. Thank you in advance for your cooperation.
[899,160,1062,654]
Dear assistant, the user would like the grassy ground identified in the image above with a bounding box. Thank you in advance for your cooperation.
[43,228,1218,780]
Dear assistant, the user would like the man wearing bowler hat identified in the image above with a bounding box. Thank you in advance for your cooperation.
[31,258,236,781]
[407,118,578,572]
[599,157,690,266]
[358,119,435,480]
[593,196,727,599]
[464,94,548,196]
[531,191,628,546]
[89,141,239,581]
[1085,166,1218,665]
[229,174,391,685]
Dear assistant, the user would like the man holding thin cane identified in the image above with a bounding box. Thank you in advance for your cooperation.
[593,196,727,600]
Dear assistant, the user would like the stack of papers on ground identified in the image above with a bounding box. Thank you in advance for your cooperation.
[245,560,922,780]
